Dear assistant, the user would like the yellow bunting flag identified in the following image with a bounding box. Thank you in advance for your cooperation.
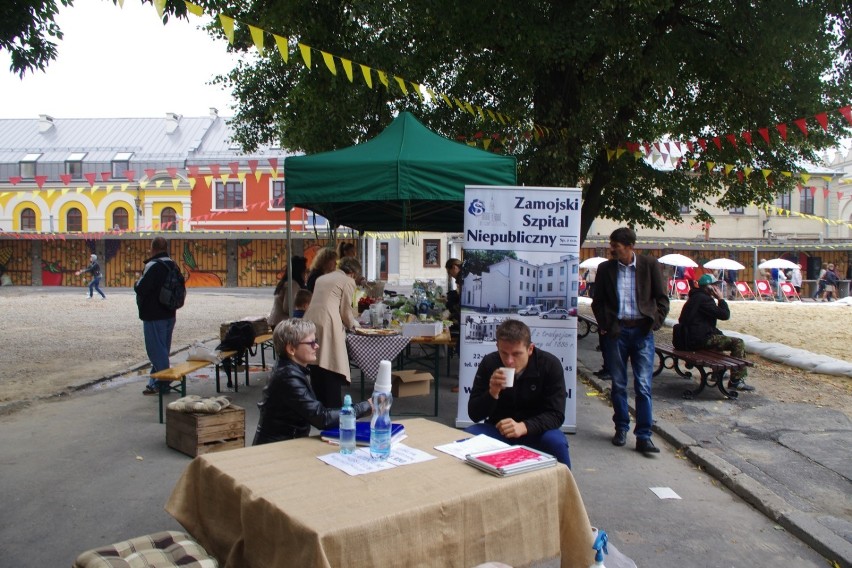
[76,187,84,193]
[184,1,203,17]
[377,70,389,89]
[46,189,55,198]
[249,25,264,52]
[106,185,114,194]
[273,34,289,62]
[688,159,696,169]
[411,82,423,101]
[61,188,70,195]
[483,139,491,150]
[607,149,615,162]
[204,175,214,187]
[117,0,124,7]
[477,106,486,120]
[321,51,337,75]
[237,172,247,183]
[496,113,507,124]
[359,64,373,88]
[821,175,831,182]
[189,178,197,189]
[254,170,263,182]
[155,180,164,188]
[298,43,312,68]
[153,0,166,19]
[706,161,715,172]
[781,171,792,177]
[743,167,753,178]
[219,15,235,44]
[761,169,771,179]
[616,148,626,159]
[800,173,811,183]
[440,94,453,108]
[453,97,465,110]
[463,101,476,116]
[121,183,129,191]
[172,179,180,190]
[724,164,734,176]
[340,58,354,82]
[487,109,497,122]
[393,76,408,95]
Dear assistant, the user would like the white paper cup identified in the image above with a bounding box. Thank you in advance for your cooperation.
[501,367,515,388]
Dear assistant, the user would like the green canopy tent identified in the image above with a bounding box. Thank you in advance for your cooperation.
[283,112,517,233]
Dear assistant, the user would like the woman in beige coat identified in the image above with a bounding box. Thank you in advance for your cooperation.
[303,256,361,406]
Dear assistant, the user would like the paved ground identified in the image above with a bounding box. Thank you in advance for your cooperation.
[0,303,846,567]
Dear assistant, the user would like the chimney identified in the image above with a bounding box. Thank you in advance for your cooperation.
[38,114,55,133]
[209,107,219,118]
[165,112,181,134]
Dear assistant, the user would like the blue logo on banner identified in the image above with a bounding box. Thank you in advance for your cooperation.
[468,199,485,216]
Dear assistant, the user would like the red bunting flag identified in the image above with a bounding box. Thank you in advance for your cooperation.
[712,136,722,150]
[685,141,694,153]
[60,174,72,186]
[144,168,156,180]
[725,134,738,149]
[809,186,817,196]
[229,161,240,175]
[100,171,110,182]
[35,175,48,188]
[84,172,96,186]
[823,188,829,199]
[838,192,844,201]
[209,164,220,177]
[793,118,807,137]
[697,139,707,151]
[840,106,852,125]
[9,176,22,185]
[124,170,135,182]
[776,123,788,141]
[188,165,200,177]
[815,112,828,132]
[268,158,278,170]
[248,159,259,174]
[167,167,178,178]
[741,131,753,146]
[736,171,744,183]
[758,127,770,144]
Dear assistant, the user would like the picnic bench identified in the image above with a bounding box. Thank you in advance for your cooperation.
[214,332,275,393]
[653,341,754,400]
[577,314,599,339]
[150,353,235,424]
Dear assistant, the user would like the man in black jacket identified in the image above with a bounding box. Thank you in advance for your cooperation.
[466,320,570,467]
[678,274,754,392]
[135,237,178,395]
[592,227,669,455]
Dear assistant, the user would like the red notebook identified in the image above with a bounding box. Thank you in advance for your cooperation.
[465,445,557,477]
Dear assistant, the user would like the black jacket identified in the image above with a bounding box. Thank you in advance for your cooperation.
[81,260,101,278]
[134,252,177,321]
[678,287,729,349]
[468,348,566,436]
[253,358,371,445]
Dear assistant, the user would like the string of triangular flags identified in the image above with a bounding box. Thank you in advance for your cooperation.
[764,204,852,228]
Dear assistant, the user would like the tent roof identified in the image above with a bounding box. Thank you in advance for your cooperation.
[284,112,516,232]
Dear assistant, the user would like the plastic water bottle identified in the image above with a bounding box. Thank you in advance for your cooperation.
[339,394,356,455]
[370,360,394,460]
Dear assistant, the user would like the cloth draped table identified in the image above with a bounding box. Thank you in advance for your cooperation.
[345,333,410,379]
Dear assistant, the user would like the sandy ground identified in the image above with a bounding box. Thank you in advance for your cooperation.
[1,286,850,414]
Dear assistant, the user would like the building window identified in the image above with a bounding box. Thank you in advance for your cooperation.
[526,268,530,276]
[518,295,523,305]
[271,180,286,208]
[547,268,553,277]
[775,190,792,210]
[21,208,36,230]
[547,283,553,291]
[20,153,41,179]
[800,189,815,215]
[112,207,129,230]
[161,207,177,231]
[67,208,82,232]
[560,266,565,275]
[560,281,565,291]
[423,239,440,267]
[112,152,133,179]
[519,281,523,290]
[215,181,244,210]
[728,206,744,214]
[519,266,523,275]
[66,152,86,179]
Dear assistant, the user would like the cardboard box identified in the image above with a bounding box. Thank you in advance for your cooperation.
[166,405,245,457]
[401,321,443,337]
[392,370,433,397]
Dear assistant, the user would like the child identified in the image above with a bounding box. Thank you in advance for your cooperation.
[292,289,312,318]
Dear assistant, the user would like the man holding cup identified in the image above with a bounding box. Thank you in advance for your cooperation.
[466,320,571,467]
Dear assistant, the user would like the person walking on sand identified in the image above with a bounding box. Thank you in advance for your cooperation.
[76,254,105,299]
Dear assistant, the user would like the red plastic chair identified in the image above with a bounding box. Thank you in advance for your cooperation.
[754,280,774,301]
[673,279,690,299]
[779,282,801,302]
[734,281,756,300]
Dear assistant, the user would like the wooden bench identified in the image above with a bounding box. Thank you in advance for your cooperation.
[150,356,232,424]
[577,314,599,339]
[653,341,754,400]
[215,332,274,393]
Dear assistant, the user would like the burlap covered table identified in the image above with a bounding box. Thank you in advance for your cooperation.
[165,418,594,568]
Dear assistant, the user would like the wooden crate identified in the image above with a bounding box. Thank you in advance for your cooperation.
[166,405,245,457]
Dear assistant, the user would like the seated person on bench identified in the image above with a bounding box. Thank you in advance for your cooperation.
[677,274,755,392]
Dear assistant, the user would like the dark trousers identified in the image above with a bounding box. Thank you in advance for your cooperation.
[309,365,345,408]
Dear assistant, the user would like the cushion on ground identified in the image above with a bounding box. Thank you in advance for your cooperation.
[167,395,231,414]
[73,530,218,568]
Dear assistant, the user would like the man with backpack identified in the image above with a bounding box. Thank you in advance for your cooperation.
[135,237,185,395]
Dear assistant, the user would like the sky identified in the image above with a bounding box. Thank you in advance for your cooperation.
[0,0,239,119]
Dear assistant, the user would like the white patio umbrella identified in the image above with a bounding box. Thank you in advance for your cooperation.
[579,256,608,269]
[758,258,798,270]
[658,253,698,267]
[703,258,746,271]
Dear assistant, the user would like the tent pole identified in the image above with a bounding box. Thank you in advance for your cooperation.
[286,208,294,316]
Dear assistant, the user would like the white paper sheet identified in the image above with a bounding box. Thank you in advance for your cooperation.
[433,434,510,460]
[649,487,682,500]
[318,444,436,475]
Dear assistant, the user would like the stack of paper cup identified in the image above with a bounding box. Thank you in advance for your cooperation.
[375,360,393,393]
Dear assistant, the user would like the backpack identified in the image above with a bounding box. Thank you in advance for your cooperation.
[824,270,839,285]
[154,259,186,310]
[216,321,256,351]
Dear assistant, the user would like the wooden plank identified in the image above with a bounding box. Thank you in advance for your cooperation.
[151,360,213,381]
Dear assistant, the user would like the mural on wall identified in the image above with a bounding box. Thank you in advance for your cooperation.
[182,242,225,287]
[237,239,287,287]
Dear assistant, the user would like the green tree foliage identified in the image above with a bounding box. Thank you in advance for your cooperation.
[462,250,518,279]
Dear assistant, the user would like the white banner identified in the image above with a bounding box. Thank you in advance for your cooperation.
[455,186,582,432]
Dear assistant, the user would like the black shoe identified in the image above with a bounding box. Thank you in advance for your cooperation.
[612,430,627,446]
[593,368,607,376]
[636,438,660,454]
[597,372,612,381]
[727,380,755,392]
[142,386,158,396]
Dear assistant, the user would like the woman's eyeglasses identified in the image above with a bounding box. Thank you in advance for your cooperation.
[299,340,320,348]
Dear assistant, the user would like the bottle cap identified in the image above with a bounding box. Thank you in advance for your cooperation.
[375,360,393,393]
[343,394,352,406]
